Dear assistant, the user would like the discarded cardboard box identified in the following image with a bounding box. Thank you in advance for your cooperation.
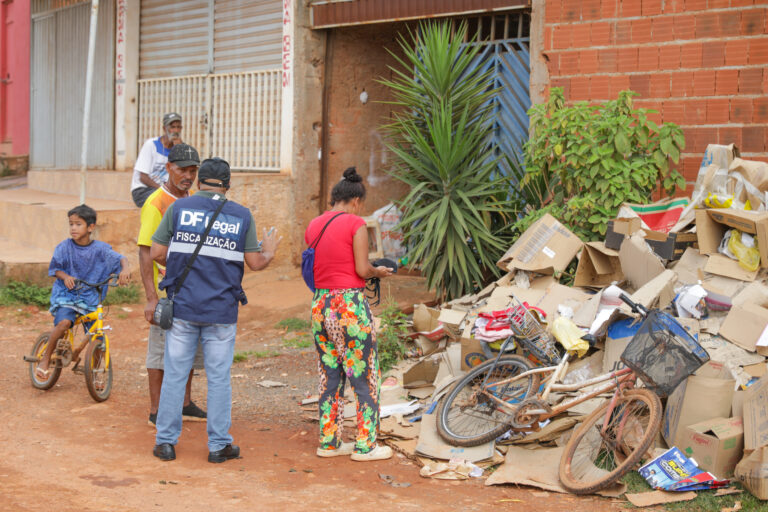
[679,417,744,477]
[460,325,485,372]
[720,284,768,354]
[696,208,768,273]
[743,374,768,451]
[735,446,768,500]
[605,219,697,261]
[628,269,678,310]
[618,235,666,289]
[733,390,745,419]
[573,242,624,288]
[663,375,735,449]
[496,214,583,274]
[437,308,467,340]
[403,358,440,389]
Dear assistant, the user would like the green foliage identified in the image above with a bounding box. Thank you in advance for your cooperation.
[522,88,686,241]
[233,349,280,363]
[283,335,313,349]
[103,284,141,305]
[275,317,310,331]
[0,281,51,308]
[379,21,516,301]
[377,300,410,374]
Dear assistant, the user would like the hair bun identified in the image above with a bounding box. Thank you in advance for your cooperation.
[343,167,363,183]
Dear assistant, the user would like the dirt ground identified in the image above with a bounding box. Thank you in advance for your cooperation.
[0,269,622,511]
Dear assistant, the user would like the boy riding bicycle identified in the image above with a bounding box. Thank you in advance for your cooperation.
[35,205,131,380]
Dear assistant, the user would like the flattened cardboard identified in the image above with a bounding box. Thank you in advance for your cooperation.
[704,254,758,282]
[618,235,666,289]
[485,445,626,497]
[720,300,768,354]
[605,218,697,260]
[415,412,494,463]
[696,208,768,270]
[743,374,768,451]
[663,375,735,449]
[535,283,591,321]
[679,417,744,477]
[626,491,697,507]
[496,214,583,274]
[733,390,746,419]
[573,242,624,288]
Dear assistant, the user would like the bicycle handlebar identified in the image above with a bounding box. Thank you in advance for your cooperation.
[74,274,120,289]
[619,293,649,317]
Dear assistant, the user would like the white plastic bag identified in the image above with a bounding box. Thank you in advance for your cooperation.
[371,202,406,259]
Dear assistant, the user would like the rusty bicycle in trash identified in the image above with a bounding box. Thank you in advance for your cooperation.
[436,293,709,494]
[24,275,120,402]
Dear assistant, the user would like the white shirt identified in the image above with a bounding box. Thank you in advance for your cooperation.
[131,137,170,191]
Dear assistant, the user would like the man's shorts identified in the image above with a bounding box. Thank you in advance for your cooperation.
[146,324,204,370]
[53,307,94,332]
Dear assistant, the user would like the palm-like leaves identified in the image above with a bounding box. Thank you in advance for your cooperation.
[379,21,515,300]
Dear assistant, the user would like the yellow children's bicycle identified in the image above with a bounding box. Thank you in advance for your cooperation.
[24,275,119,402]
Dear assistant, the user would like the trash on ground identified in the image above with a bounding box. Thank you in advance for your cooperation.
[639,447,730,491]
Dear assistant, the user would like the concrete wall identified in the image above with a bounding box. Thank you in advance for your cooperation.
[0,0,30,156]
[542,0,768,195]
[323,23,410,216]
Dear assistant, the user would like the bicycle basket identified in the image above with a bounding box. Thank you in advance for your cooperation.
[620,310,710,397]
[507,294,561,365]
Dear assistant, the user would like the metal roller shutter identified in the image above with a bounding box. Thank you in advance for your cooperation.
[139,0,210,78]
[213,0,282,73]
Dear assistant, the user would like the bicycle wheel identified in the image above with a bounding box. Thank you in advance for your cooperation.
[559,388,662,495]
[436,355,539,447]
[84,336,112,402]
[28,333,62,390]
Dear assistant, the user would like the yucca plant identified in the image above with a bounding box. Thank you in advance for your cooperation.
[379,21,516,301]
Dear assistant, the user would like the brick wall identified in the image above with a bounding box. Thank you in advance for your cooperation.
[543,0,768,195]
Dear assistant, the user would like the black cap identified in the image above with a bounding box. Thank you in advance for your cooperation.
[198,157,230,189]
[168,143,200,168]
[163,112,182,126]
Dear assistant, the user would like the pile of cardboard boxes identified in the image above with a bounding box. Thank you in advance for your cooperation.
[379,144,768,498]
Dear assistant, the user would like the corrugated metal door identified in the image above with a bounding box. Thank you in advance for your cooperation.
[139,0,210,78]
[213,0,282,73]
[30,14,56,168]
[30,0,115,169]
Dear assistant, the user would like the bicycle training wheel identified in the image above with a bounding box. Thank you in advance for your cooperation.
[28,333,62,390]
[436,355,539,447]
[559,388,661,495]
[84,336,113,402]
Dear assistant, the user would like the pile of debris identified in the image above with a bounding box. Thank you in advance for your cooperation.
[375,144,768,503]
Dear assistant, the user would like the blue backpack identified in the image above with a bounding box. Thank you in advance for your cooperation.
[302,212,344,292]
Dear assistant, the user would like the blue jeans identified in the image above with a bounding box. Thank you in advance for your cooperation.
[155,318,237,452]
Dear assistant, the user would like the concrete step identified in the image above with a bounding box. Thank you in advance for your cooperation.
[28,169,133,202]
[0,237,51,286]
[0,188,140,284]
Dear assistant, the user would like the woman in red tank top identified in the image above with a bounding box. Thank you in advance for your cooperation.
[304,167,393,461]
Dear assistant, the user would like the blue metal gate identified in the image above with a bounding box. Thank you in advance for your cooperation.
[459,13,531,176]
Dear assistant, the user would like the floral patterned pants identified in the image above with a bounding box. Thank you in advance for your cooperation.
[311,288,380,454]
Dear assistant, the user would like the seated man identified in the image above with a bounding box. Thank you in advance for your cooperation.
[131,112,183,208]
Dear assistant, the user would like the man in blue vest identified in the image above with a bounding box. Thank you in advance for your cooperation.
[149,157,280,463]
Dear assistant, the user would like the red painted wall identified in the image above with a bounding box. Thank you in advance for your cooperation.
[542,0,768,196]
[0,0,30,156]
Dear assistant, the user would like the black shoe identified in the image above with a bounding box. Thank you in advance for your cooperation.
[182,401,207,422]
[208,444,240,464]
[153,443,176,461]
[148,413,157,426]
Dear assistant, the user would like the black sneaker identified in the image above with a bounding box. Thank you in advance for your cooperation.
[182,401,207,422]
[208,444,240,464]
[153,443,176,461]
[148,413,157,426]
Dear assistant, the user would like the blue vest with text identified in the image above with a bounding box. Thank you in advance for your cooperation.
[159,193,250,324]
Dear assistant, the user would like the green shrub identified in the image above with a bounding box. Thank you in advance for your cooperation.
[378,300,410,374]
[0,281,51,308]
[379,21,516,301]
[104,284,141,305]
[521,88,686,240]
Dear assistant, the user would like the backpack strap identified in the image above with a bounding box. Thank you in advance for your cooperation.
[309,212,345,250]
